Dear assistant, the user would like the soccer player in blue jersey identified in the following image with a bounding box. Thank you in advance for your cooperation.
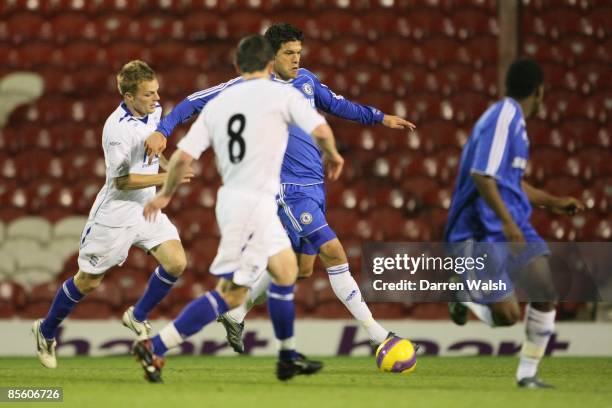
[444,59,583,388]
[144,23,415,352]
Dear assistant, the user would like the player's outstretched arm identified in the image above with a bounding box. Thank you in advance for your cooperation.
[472,173,525,247]
[309,71,415,131]
[311,123,344,182]
[521,180,584,215]
[146,78,242,161]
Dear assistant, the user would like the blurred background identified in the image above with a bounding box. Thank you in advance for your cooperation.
[0,0,610,325]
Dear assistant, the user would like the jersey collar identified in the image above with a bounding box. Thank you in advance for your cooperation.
[119,102,149,124]
[270,73,294,84]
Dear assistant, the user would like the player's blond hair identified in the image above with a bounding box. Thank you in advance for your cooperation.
[116,60,156,96]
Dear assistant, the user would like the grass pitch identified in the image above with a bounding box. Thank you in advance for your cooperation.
[1,356,610,408]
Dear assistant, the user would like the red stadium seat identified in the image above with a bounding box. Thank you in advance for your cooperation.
[361,11,408,39]
[5,12,47,44]
[401,176,439,202]
[304,10,363,41]
[403,8,447,40]
[69,68,114,95]
[528,120,570,151]
[459,36,498,69]
[139,13,183,44]
[525,9,585,39]
[523,36,572,66]
[105,41,149,70]
[0,281,27,310]
[226,11,268,40]
[583,177,611,214]
[58,41,105,69]
[92,13,138,44]
[453,9,497,39]
[326,208,361,238]
[418,208,448,240]
[107,268,149,305]
[589,6,612,40]
[418,120,466,152]
[526,147,568,184]
[450,92,491,124]
[69,179,102,214]
[59,151,105,182]
[49,13,91,43]
[150,41,188,69]
[22,180,73,213]
[184,11,226,41]
[14,42,57,69]
[174,208,218,244]
[14,150,55,182]
[582,216,611,241]
[405,93,444,122]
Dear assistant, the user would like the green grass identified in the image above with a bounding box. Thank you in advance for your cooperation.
[1,356,611,408]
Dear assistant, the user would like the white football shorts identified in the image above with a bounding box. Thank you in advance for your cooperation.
[210,186,291,287]
[77,213,180,275]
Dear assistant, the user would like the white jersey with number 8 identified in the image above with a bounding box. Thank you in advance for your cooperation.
[177,78,326,197]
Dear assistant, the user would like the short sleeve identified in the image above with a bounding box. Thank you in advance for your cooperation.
[471,102,517,178]
[285,88,327,135]
[177,110,211,160]
[104,125,132,178]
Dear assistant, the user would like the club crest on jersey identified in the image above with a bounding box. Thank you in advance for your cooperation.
[302,83,314,96]
[300,212,313,225]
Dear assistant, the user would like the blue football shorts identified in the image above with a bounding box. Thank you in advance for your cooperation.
[454,223,550,303]
[276,183,337,255]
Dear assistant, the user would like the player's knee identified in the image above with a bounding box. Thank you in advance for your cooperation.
[219,288,248,309]
[318,239,347,266]
[492,309,521,326]
[297,262,314,279]
[74,270,104,294]
[274,266,297,285]
[162,254,187,278]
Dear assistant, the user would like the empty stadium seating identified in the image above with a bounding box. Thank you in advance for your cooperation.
[0,1,609,320]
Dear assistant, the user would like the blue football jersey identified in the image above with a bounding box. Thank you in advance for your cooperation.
[156,68,384,185]
[445,98,533,242]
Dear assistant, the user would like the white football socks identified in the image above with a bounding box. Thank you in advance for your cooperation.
[327,263,388,344]
[225,272,271,323]
[516,304,556,380]
[461,301,495,327]
[158,323,183,350]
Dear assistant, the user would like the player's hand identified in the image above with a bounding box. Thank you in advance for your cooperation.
[550,196,584,215]
[382,114,416,131]
[145,131,167,164]
[323,152,344,182]
[502,220,525,255]
[143,193,171,222]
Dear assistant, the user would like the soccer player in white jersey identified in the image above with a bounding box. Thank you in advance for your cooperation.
[32,60,192,369]
[135,35,343,383]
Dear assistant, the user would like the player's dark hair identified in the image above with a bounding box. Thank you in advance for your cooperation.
[505,58,544,100]
[264,23,304,53]
[236,35,274,73]
[116,60,156,96]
